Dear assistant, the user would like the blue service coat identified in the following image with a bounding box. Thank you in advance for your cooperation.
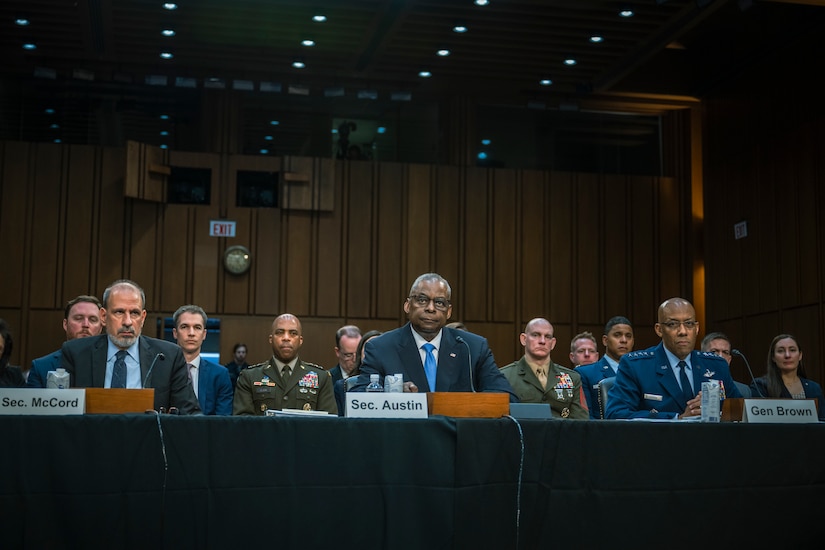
[575,357,616,419]
[197,359,234,416]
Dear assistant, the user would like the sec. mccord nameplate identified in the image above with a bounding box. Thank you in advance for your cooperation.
[741,398,819,423]
[345,393,428,418]
[0,389,85,416]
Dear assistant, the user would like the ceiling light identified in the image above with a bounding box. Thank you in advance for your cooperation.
[270,120,280,126]
[481,139,491,145]
[160,52,174,59]
[15,18,30,26]
[453,25,468,33]
[259,149,269,155]
[312,15,327,22]
[160,130,169,136]
[292,61,305,69]
[22,43,37,50]
[477,152,488,160]
[437,49,450,57]
[590,35,604,43]
[377,127,387,134]
[264,135,273,141]
[53,139,62,144]
[45,108,56,114]
[564,58,577,66]
[160,144,168,149]
[540,79,553,86]
[302,40,316,47]
[163,3,178,10]
[160,114,170,120]
[358,90,378,99]
[50,123,59,129]
[475,0,490,5]
[419,70,432,78]
[260,82,282,92]
[162,29,176,37]
[619,9,634,17]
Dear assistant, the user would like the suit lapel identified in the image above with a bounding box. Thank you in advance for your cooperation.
[654,344,685,406]
[400,327,428,391]
[138,337,154,387]
[436,330,461,392]
[91,336,109,388]
[198,360,209,401]
[518,358,546,394]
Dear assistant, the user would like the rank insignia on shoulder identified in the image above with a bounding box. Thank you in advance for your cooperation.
[626,350,654,360]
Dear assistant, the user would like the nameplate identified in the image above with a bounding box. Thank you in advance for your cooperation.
[345,393,428,418]
[741,398,819,423]
[0,389,86,415]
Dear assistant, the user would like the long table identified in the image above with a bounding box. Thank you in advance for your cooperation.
[2,415,824,549]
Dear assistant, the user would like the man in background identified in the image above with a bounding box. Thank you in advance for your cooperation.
[27,295,103,387]
[501,318,588,419]
[173,305,233,415]
[569,331,599,368]
[329,325,361,384]
[224,342,249,389]
[576,316,634,419]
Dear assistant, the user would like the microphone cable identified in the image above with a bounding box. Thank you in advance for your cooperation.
[503,414,525,550]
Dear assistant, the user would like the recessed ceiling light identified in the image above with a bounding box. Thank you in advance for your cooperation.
[163,3,178,11]
[478,152,488,160]
[302,39,315,47]
[619,9,634,18]
[22,43,37,50]
[270,120,280,126]
[160,144,169,149]
[292,61,305,69]
[264,135,273,141]
[564,58,577,66]
[160,114,170,120]
[437,49,450,57]
[15,18,30,26]
[312,15,327,22]
[259,149,269,155]
[475,0,490,5]
[590,35,604,43]
[419,70,432,78]
[160,52,174,59]
[481,139,491,145]
[162,29,176,37]
[453,25,468,33]
[53,139,62,144]
[377,127,387,134]
[45,108,55,115]
[50,123,59,129]
[540,79,553,86]
[160,130,169,136]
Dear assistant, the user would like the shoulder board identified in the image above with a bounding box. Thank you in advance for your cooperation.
[248,361,269,370]
[499,362,517,371]
[301,362,325,371]
[698,351,720,358]
[554,364,577,376]
[624,350,655,360]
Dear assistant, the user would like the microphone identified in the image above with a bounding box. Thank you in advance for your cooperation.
[731,349,764,398]
[142,352,165,389]
[455,335,476,392]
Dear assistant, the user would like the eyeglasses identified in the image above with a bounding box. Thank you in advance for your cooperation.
[659,320,698,331]
[409,294,451,311]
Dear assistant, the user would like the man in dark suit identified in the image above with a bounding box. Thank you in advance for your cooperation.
[328,325,361,383]
[350,273,517,400]
[173,304,233,415]
[605,298,741,420]
[28,295,104,388]
[576,316,634,419]
[61,279,200,414]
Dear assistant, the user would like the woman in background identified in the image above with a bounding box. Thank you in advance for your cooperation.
[750,334,824,421]
[0,319,25,388]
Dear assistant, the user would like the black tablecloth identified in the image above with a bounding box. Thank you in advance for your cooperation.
[2,416,825,549]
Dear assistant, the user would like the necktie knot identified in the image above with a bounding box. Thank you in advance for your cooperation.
[116,350,128,360]
[423,343,435,353]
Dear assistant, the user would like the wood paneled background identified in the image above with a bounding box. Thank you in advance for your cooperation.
[0,140,689,371]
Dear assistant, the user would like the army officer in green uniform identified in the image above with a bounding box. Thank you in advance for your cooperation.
[500,318,588,419]
[233,313,337,415]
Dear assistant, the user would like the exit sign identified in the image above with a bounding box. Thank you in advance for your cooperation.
[210,220,237,237]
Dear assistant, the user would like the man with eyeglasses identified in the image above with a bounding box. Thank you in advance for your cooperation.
[329,325,362,384]
[351,272,517,400]
[605,297,741,419]
[60,279,201,414]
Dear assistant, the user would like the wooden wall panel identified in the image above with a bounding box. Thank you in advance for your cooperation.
[374,162,406,320]
[603,175,630,320]
[0,142,31,309]
[657,177,683,300]
[576,173,600,325]
[463,167,489,321]
[1,140,693,373]
[519,170,547,322]
[28,144,64,309]
[795,129,820,306]
[548,172,573,322]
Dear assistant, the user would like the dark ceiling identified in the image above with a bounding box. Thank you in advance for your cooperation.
[1,0,824,161]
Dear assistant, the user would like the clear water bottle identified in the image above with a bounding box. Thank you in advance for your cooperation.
[47,368,71,389]
[366,374,383,392]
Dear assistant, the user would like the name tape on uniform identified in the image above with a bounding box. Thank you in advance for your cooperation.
[346,393,428,418]
[0,389,85,415]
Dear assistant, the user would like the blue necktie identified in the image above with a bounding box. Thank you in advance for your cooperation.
[112,350,128,388]
[678,361,694,403]
[422,343,437,392]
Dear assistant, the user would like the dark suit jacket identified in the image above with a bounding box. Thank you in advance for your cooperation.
[197,359,234,415]
[605,342,741,419]
[750,376,825,421]
[329,364,344,383]
[61,334,201,414]
[350,323,518,401]
[27,350,62,388]
[575,357,617,419]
